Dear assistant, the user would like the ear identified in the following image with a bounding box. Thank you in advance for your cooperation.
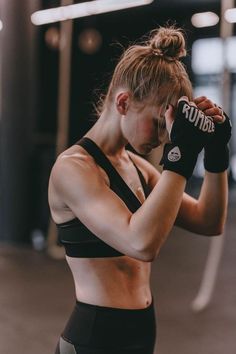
[116,92,130,115]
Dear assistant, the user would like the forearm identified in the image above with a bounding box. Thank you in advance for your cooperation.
[128,170,186,260]
[128,98,215,259]
[196,170,228,234]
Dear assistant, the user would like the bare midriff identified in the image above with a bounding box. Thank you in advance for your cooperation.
[66,255,152,309]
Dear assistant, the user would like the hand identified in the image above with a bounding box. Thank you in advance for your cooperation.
[170,96,214,150]
[161,96,215,180]
[194,96,225,123]
[194,96,232,173]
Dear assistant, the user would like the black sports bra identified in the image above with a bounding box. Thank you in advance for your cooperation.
[56,137,151,258]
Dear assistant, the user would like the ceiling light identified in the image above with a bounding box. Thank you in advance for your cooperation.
[31,0,154,26]
[224,8,236,23]
[192,36,236,74]
[192,38,223,74]
[191,11,219,28]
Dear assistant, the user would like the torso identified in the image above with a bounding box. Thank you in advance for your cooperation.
[67,255,152,309]
[49,143,153,309]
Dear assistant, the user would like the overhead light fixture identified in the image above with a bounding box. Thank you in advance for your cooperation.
[224,8,236,23]
[0,20,3,31]
[31,0,154,26]
[192,38,223,74]
[191,11,219,28]
[192,36,236,75]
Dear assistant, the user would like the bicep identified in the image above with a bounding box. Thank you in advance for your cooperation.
[52,159,138,256]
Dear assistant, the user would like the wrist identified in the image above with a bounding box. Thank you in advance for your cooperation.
[204,144,229,173]
[160,143,199,180]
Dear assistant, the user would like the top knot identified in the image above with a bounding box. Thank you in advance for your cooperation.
[149,26,187,61]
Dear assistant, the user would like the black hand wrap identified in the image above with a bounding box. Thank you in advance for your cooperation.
[160,100,215,180]
[204,112,232,173]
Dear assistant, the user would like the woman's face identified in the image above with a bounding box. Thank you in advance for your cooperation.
[121,102,167,155]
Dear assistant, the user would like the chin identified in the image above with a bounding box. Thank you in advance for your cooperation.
[128,142,153,155]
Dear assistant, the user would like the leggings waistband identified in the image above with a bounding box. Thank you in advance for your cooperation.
[62,298,156,349]
[75,298,154,314]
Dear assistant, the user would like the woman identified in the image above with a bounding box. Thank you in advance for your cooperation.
[48,26,231,354]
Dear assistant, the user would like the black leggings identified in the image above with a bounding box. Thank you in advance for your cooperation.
[55,300,156,354]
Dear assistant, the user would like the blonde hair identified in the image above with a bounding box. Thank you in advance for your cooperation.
[97,25,192,114]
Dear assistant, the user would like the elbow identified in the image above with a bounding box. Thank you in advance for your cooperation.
[139,251,157,262]
[201,223,225,237]
[202,208,228,236]
[131,240,162,262]
[196,212,227,237]
[135,251,157,262]
[205,228,224,237]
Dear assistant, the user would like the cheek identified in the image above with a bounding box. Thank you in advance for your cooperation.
[140,121,154,137]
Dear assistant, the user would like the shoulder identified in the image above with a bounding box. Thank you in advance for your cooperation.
[51,145,93,176]
[49,145,108,194]
[127,150,160,188]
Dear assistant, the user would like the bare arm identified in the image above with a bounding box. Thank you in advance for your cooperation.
[49,156,186,262]
[175,171,228,235]
[139,152,228,236]
[175,95,229,235]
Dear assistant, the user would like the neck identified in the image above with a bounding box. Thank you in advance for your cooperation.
[85,109,128,159]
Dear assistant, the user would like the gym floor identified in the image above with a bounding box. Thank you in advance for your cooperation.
[1,184,235,354]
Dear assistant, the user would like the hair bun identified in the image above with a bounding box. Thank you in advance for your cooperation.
[149,26,186,61]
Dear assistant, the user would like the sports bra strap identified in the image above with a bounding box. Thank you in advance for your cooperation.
[76,137,149,211]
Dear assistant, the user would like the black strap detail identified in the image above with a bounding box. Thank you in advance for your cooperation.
[77,137,147,212]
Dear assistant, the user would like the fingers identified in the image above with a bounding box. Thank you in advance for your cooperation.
[175,95,225,126]
[193,96,206,105]
[203,109,224,123]
[194,97,214,111]
[213,106,226,123]
[193,96,225,123]
[202,106,222,120]
[178,96,197,107]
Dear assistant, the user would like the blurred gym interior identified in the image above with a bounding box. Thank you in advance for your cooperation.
[0,1,235,353]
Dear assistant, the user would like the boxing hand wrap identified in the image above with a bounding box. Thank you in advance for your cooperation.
[204,112,232,173]
[160,100,215,180]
